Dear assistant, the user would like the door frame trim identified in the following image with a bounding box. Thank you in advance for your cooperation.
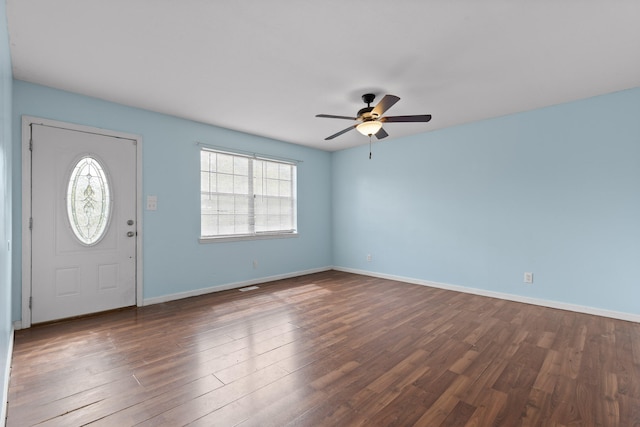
[21,116,144,328]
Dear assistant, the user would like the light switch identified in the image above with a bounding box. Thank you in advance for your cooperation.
[146,195,158,211]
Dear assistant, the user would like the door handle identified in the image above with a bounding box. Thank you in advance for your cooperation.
[127,231,136,237]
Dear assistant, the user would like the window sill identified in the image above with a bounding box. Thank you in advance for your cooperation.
[199,232,298,244]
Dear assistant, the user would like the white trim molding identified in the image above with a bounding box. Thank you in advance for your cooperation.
[334,267,640,324]
[144,267,332,306]
[1,326,14,425]
[20,116,144,328]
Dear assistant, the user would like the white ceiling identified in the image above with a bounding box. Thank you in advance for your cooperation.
[7,1,640,151]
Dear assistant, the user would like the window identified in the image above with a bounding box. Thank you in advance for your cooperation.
[66,156,111,245]
[200,148,297,240]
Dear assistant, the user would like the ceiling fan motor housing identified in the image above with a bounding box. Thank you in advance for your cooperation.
[357,106,375,120]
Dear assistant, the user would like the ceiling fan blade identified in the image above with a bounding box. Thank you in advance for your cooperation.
[316,114,357,120]
[381,114,432,123]
[375,127,388,140]
[325,125,357,140]
[371,95,400,117]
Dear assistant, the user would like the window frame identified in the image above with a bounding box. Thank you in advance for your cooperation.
[199,147,298,243]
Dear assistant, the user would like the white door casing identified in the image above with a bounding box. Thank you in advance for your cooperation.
[22,117,143,327]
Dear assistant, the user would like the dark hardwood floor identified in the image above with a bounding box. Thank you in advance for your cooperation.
[6,270,640,426]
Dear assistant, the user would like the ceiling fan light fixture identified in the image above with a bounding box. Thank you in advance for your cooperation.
[356,120,383,136]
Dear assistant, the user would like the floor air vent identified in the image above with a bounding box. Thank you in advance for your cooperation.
[238,286,260,292]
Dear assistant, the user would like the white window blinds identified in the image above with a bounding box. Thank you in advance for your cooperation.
[201,149,297,239]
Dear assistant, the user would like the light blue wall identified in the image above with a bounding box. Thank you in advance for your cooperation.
[7,60,640,326]
[333,88,640,315]
[1,0,13,415]
[12,80,332,318]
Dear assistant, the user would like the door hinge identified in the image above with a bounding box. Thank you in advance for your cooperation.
[29,137,33,151]
[29,296,32,309]
[29,217,33,230]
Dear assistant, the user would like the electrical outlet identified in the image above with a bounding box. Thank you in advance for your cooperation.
[524,272,533,284]
[252,260,258,269]
[366,254,372,262]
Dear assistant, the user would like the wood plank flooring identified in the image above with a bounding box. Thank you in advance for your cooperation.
[6,270,640,426]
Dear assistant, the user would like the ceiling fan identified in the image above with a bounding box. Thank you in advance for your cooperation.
[316,93,432,141]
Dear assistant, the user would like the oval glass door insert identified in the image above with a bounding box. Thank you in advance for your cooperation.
[66,156,111,245]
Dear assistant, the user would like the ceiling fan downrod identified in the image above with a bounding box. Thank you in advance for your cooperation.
[358,94,376,118]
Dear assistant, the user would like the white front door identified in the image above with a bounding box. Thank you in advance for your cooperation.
[30,124,137,324]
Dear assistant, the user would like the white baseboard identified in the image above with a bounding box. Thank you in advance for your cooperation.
[334,267,640,324]
[1,326,14,427]
[143,266,332,306]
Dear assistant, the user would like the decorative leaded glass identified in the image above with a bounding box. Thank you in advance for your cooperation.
[66,156,111,245]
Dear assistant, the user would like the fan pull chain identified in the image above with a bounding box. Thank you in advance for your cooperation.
[369,135,372,159]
